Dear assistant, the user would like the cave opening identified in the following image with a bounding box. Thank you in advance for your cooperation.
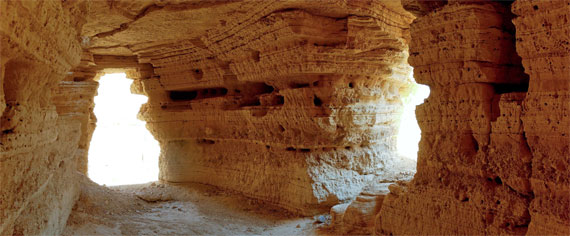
[87,73,160,186]
[396,82,430,160]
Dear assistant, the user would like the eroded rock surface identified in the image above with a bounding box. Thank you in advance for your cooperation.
[1,1,85,235]
[133,2,416,214]
[377,0,569,235]
[1,0,569,235]
[512,0,570,234]
[378,1,533,235]
[330,182,390,235]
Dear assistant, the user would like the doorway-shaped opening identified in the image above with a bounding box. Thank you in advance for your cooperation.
[88,73,160,186]
[397,82,430,160]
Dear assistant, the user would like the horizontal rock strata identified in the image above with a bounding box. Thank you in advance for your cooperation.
[136,4,415,214]
[52,53,99,175]
[378,1,534,235]
[0,1,85,235]
[2,0,568,235]
[513,0,570,234]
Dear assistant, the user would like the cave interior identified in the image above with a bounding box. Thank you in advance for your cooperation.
[1,0,569,235]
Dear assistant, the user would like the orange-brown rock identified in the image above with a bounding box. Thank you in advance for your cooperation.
[1,0,569,235]
[512,0,570,234]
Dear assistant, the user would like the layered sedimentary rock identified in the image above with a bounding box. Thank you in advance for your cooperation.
[55,54,155,175]
[330,182,391,234]
[52,53,99,174]
[137,2,415,214]
[3,0,568,235]
[512,1,570,234]
[3,0,416,221]
[0,1,85,234]
[378,1,534,234]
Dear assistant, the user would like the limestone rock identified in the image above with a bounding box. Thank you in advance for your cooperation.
[2,0,569,235]
[378,2,533,235]
[0,1,85,234]
[512,0,570,234]
[52,52,99,174]
[401,0,448,17]
[330,203,351,230]
[377,0,569,235]
[136,3,415,214]
[333,182,391,235]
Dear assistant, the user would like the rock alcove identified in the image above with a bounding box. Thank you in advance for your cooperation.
[1,0,568,235]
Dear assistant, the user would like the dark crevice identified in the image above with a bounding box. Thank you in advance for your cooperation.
[471,134,479,152]
[169,91,198,101]
[197,139,216,145]
[492,83,528,94]
[192,69,203,80]
[169,87,227,102]
[2,129,14,134]
[290,82,310,89]
[236,83,275,108]
[494,176,503,185]
[313,96,323,106]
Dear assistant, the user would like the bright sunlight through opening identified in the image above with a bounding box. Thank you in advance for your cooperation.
[397,83,430,160]
[88,73,160,186]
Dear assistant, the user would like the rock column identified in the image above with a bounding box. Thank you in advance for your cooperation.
[379,2,532,234]
[513,0,570,234]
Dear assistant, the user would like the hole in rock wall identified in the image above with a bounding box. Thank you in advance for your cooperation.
[88,73,160,186]
[396,82,430,160]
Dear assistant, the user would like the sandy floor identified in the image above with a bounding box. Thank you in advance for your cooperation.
[63,175,330,235]
[63,156,416,235]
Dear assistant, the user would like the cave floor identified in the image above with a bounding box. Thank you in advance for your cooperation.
[63,176,328,235]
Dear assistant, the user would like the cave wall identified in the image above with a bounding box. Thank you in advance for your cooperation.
[52,52,99,175]
[377,0,569,235]
[1,0,567,235]
[0,1,86,235]
[1,2,416,233]
[137,2,416,215]
[512,0,570,233]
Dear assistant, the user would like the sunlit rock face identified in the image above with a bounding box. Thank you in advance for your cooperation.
[134,2,415,215]
[377,0,569,235]
[1,0,415,233]
[0,1,85,235]
[1,0,568,235]
[53,52,99,175]
[379,1,530,234]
